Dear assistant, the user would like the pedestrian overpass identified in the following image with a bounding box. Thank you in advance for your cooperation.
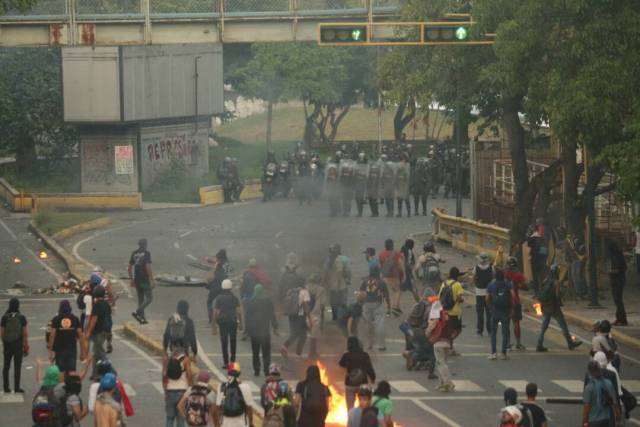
[0,0,401,46]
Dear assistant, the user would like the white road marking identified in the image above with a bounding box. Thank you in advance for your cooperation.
[0,297,70,303]
[123,383,136,396]
[173,242,181,249]
[180,231,193,238]
[623,380,640,393]
[552,380,584,393]
[0,217,63,282]
[499,380,541,394]
[451,380,484,392]
[0,393,25,403]
[629,418,640,426]
[389,380,428,393]
[186,254,198,261]
[242,381,261,393]
[275,231,283,239]
[114,335,162,370]
[411,399,462,427]
[152,381,164,394]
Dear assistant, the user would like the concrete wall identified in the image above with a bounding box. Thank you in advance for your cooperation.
[80,127,139,193]
[121,44,223,122]
[139,122,209,190]
[32,193,142,211]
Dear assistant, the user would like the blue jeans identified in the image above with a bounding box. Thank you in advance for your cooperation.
[537,310,572,347]
[570,260,586,297]
[165,389,186,427]
[490,314,510,354]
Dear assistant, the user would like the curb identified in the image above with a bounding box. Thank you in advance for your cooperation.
[519,293,640,351]
[51,216,112,241]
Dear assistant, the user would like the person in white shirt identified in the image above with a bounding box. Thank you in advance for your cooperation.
[215,363,255,427]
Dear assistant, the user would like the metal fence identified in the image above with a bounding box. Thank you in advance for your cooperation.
[3,0,66,17]
[76,0,140,16]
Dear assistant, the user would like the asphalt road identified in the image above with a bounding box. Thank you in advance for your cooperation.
[3,198,640,427]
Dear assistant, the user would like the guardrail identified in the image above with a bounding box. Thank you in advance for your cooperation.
[431,207,509,258]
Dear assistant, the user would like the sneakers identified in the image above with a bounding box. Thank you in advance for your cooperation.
[488,353,498,360]
[536,345,548,352]
[515,343,526,350]
[436,383,455,392]
[568,339,583,350]
[131,312,143,324]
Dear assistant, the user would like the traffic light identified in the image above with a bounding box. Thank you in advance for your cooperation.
[319,25,367,45]
[424,24,471,44]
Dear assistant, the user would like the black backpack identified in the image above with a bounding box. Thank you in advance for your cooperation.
[166,355,185,381]
[301,381,328,416]
[168,315,187,349]
[440,281,455,311]
[407,301,429,329]
[347,367,368,386]
[360,406,380,427]
[221,380,247,417]
[492,281,511,310]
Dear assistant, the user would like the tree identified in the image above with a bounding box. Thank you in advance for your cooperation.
[0,48,77,175]
[1,0,36,13]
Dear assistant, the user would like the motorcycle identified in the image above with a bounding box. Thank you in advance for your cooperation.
[263,162,277,201]
[276,160,291,198]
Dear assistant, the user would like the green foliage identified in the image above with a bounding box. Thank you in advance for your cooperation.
[33,210,104,236]
[0,0,38,13]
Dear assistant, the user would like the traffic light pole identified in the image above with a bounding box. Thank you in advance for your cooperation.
[455,99,463,217]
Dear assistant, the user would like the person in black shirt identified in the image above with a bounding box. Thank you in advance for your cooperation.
[294,365,331,427]
[162,300,197,361]
[47,300,83,374]
[213,279,241,369]
[608,243,628,326]
[245,284,278,376]
[205,249,231,327]
[128,238,154,324]
[341,292,364,339]
[1,298,28,393]
[85,285,112,379]
[521,383,548,427]
[339,336,376,410]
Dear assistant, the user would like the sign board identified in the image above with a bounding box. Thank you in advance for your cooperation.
[115,145,134,175]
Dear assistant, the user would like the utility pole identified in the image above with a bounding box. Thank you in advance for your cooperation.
[584,144,601,307]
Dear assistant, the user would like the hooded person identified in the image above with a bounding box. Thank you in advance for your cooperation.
[1,298,28,393]
[215,362,255,427]
[245,284,278,376]
[499,405,522,427]
[279,252,304,302]
[178,369,216,426]
[48,299,83,375]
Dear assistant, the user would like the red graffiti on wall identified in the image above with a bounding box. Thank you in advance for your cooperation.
[145,132,201,165]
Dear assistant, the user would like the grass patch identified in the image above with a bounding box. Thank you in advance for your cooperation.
[33,210,105,236]
[0,159,81,194]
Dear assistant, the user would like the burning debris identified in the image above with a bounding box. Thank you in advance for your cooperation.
[533,302,542,316]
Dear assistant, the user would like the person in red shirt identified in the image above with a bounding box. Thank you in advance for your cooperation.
[378,239,405,317]
[504,257,525,350]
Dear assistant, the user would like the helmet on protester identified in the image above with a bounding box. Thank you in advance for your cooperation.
[227,362,241,377]
[506,256,518,268]
[268,363,281,376]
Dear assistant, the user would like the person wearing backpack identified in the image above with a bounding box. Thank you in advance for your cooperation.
[278,252,304,304]
[48,300,84,375]
[426,300,455,392]
[294,365,331,427]
[85,285,112,380]
[359,266,390,352]
[163,345,193,427]
[520,383,548,427]
[486,270,515,360]
[535,265,582,352]
[414,242,445,292]
[261,370,295,427]
[473,253,493,337]
[245,284,278,376]
[346,386,380,427]
[323,244,351,322]
[372,381,394,427]
[339,336,376,410]
[32,363,64,427]
[438,267,464,355]
[178,369,216,427]
[378,239,405,317]
[163,300,197,363]
[62,374,87,427]
[582,361,620,427]
[215,363,255,427]
[402,292,437,377]
[280,279,311,358]
[1,297,28,393]
[128,238,155,325]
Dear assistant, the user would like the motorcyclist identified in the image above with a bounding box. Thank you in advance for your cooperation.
[294,150,311,206]
[262,151,278,202]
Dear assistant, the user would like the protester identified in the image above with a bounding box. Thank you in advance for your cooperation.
[214,279,242,369]
[64,374,88,427]
[163,300,197,362]
[306,274,326,359]
[346,386,379,427]
[32,363,63,426]
[402,290,436,378]
[280,276,311,358]
[323,244,351,322]
[206,249,231,328]
[400,238,420,302]
[414,242,445,292]
[439,267,464,355]
[94,373,122,427]
[240,258,271,341]
[245,284,278,376]
[504,257,526,350]
[215,363,255,427]
[536,265,582,352]
[129,238,155,324]
[364,247,380,271]
[372,380,394,427]
[378,239,405,316]
[426,300,455,392]
[1,297,28,393]
[48,300,84,375]
[582,361,620,427]
[486,270,514,360]
[163,342,193,427]
[78,275,99,331]
[87,359,133,420]
[517,383,548,427]
[341,292,365,339]
[178,370,216,427]
[85,285,112,379]
[498,405,522,427]
[262,375,296,427]
[294,365,331,427]
[591,320,621,373]
[587,351,621,409]
[260,363,287,413]
[279,252,305,303]
[360,266,390,351]
[608,242,628,326]
[339,336,376,410]
[473,253,493,337]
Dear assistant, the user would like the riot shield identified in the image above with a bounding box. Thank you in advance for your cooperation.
[338,159,356,187]
[395,161,411,198]
[324,161,340,194]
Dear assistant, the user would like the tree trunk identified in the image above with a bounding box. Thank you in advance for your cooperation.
[266,99,273,151]
[303,99,320,145]
[393,98,416,141]
[15,135,37,176]
[328,104,351,143]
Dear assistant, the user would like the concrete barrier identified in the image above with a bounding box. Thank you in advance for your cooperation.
[199,179,263,205]
[0,178,33,212]
[51,217,113,241]
[32,192,142,211]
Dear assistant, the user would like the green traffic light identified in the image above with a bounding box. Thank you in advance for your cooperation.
[352,29,363,41]
[455,26,468,40]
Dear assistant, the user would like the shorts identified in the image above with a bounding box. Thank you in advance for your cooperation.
[449,315,462,333]
[512,303,523,321]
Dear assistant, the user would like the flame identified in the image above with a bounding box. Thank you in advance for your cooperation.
[13,257,22,264]
[316,361,349,425]
[533,303,542,316]
[38,250,48,259]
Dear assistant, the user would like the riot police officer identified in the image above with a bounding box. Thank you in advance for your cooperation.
[324,157,340,216]
[366,155,382,217]
[413,157,430,216]
[395,153,411,217]
[262,150,278,202]
[295,150,311,205]
[353,152,369,217]
[443,148,457,199]
[338,156,356,216]
[381,154,396,217]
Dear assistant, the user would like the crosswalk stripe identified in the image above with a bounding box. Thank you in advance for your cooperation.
[451,380,484,392]
[552,380,584,393]
[242,381,261,393]
[624,381,640,393]
[123,383,137,397]
[499,381,541,394]
[0,393,24,403]
[152,382,164,394]
[389,380,428,393]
